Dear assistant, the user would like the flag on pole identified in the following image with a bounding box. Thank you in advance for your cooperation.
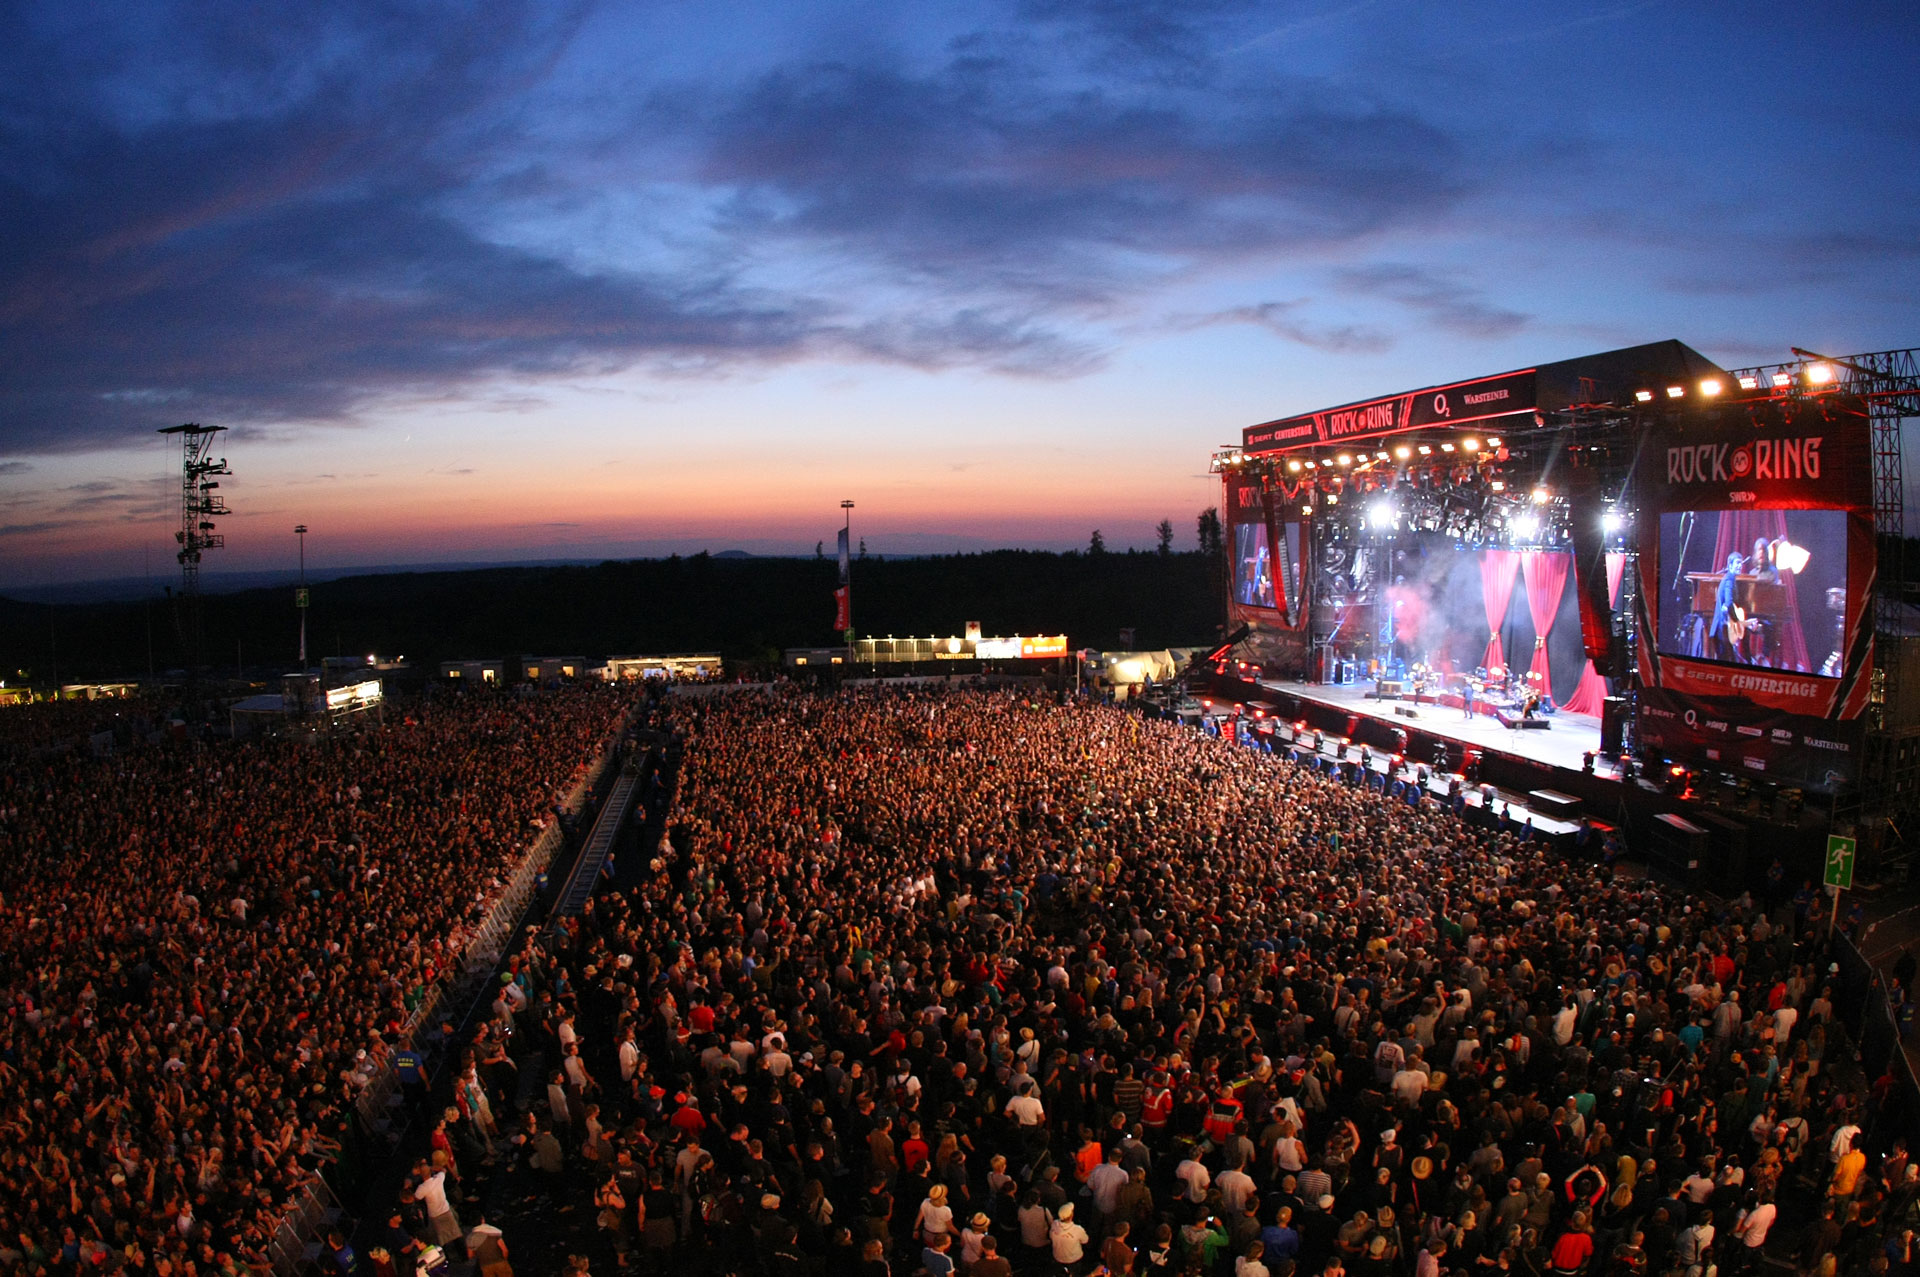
[834,527,851,632]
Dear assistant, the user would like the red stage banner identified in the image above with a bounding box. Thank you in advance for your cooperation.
[1243,369,1537,453]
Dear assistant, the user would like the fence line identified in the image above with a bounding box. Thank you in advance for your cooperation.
[1836,926,1920,1138]
[268,719,628,1274]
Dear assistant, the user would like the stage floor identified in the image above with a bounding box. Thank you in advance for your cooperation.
[1256,679,1614,778]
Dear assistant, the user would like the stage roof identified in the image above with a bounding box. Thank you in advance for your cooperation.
[1242,339,1728,455]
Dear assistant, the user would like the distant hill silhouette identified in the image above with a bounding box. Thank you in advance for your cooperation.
[0,549,1224,681]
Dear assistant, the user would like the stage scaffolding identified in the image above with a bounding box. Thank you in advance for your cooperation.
[1730,349,1920,858]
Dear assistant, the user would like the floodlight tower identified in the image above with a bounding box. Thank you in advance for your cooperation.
[158,423,231,667]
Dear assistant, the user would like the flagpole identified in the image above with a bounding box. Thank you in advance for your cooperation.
[841,499,855,668]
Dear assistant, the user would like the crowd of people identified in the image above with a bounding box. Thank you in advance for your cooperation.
[0,683,637,1275]
[404,685,1911,1277]
[0,694,163,764]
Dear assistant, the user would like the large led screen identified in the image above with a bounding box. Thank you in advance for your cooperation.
[1233,521,1274,609]
[1656,509,1849,677]
[1233,520,1302,614]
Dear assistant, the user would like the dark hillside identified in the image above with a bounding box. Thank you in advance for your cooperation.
[0,549,1225,680]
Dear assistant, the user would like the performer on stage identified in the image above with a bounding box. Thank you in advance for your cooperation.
[1710,552,1743,662]
[1238,540,1272,608]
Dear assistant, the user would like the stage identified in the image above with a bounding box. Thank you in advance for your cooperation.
[1268,679,1607,775]
[1210,675,1628,838]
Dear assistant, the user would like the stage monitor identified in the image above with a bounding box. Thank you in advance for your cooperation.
[1654,509,1849,679]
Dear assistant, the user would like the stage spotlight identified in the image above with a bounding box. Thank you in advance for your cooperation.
[1305,460,1317,469]
[1326,493,1338,505]
[1288,459,1302,472]
[1368,498,1396,529]
[1511,512,1539,540]
[1486,437,1501,448]
[1489,479,1506,493]
[1337,453,1352,466]
[1394,445,1412,460]
[1418,445,1432,456]
[1737,375,1759,391]
[1772,372,1793,388]
[1665,385,1685,399]
[1462,438,1479,452]
[1301,505,1311,515]
[1776,541,1810,574]
[1440,442,1455,453]
[1807,362,1835,385]
[1601,510,1625,534]
[1699,377,1723,396]
[1376,451,1390,461]
[1531,486,1551,504]
[1635,389,1655,403]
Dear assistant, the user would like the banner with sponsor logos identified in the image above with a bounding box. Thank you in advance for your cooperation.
[973,635,1069,659]
[1243,369,1537,454]
[1634,397,1874,720]
[1636,687,1865,792]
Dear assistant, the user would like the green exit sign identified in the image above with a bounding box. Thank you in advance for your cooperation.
[1825,834,1856,890]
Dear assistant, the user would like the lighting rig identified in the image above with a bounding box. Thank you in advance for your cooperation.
[1214,431,1586,551]
[158,422,231,671]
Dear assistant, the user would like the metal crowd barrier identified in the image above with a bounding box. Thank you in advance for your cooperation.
[270,722,627,1273]
[1836,928,1920,1139]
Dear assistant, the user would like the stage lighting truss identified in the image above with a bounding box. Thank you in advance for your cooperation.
[1441,490,1487,542]
[1407,489,1447,534]
[1487,492,1571,548]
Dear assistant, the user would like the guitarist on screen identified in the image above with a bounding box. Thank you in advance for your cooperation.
[1711,551,1746,662]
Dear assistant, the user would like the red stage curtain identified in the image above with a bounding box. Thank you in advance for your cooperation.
[1563,660,1609,716]
[1480,550,1521,672]
[1520,551,1570,692]
[1564,552,1627,717]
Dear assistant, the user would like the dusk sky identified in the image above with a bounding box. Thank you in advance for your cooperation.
[2,0,1916,588]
